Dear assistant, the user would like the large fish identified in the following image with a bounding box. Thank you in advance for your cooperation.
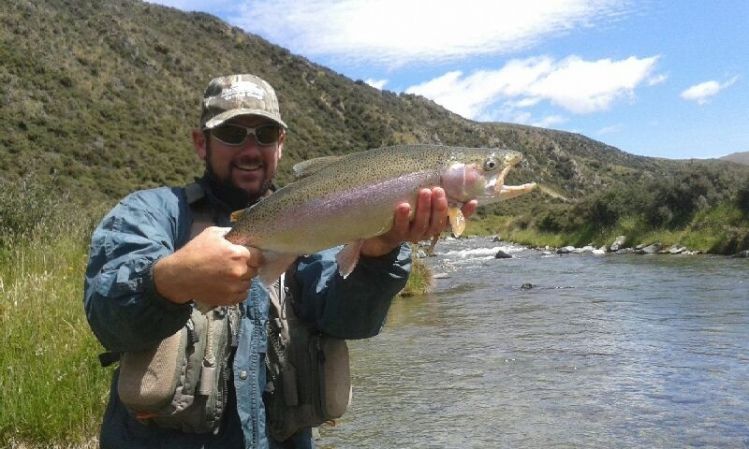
[225,144,536,285]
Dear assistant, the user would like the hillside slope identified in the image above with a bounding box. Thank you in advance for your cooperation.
[721,151,749,166]
[1,0,747,209]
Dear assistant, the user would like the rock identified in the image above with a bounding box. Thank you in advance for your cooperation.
[520,282,534,289]
[735,250,749,258]
[557,246,575,254]
[580,245,596,252]
[593,247,606,256]
[668,246,686,255]
[495,250,513,259]
[492,235,502,242]
[635,243,661,255]
[610,235,627,252]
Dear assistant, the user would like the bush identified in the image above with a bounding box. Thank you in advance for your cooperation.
[0,175,101,255]
[737,177,749,215]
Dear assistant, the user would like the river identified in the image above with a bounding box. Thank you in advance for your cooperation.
[318,237,749,449]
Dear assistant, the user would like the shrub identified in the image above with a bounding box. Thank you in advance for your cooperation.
[737,176,749,215]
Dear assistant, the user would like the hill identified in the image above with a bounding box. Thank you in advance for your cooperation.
[721,151,749,166]
[1,0,748,253]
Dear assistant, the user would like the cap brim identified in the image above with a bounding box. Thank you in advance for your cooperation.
[204,109,288,130]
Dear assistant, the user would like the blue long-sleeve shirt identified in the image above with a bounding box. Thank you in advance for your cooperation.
[84,180,411,449]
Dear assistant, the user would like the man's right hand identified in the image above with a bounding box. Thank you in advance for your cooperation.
[153,226,262,306]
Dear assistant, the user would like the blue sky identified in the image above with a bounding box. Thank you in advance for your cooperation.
[149,0,747,160]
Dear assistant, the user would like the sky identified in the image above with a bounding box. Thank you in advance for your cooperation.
[148,0,748,160]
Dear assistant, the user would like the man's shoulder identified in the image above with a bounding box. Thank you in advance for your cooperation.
[120,186,187,209]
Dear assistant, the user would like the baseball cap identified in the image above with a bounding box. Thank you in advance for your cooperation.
[200,74,288,130]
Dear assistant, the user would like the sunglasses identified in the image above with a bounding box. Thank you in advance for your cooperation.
[208,123,282,146]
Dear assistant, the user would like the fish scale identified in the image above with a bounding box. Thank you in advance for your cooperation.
[225,144,535,286]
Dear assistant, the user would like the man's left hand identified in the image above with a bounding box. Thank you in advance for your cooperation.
[359,187,478,258]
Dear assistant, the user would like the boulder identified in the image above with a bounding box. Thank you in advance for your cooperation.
[668,246,686,255]
[610,235,627,252]
[495,250,513,259]
[557,246,575,254]
[635,243,661,255]
[736,250,749,258]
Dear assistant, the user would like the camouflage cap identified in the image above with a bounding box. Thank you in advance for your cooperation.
[200,74,288,130]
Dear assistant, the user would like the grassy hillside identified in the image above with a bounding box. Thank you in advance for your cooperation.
[721,151,749,165]
[4,0,747,205]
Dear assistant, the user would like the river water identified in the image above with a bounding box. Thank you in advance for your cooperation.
[318,237,749,449]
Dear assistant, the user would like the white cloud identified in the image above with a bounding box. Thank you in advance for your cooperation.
[597,124,623,135]
[533,115,567,128]
[233,0,632,65]
[648,73,668,86]
[680,76,739,105]
[364,79,388,90]
[406,55,659,120]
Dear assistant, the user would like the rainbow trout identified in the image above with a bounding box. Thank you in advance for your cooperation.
[225,144,535,285]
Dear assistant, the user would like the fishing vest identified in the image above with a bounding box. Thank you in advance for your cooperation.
[110,182,240,433]
[105,182,352,437]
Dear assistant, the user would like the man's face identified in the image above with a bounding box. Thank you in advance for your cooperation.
[194,115,285,201]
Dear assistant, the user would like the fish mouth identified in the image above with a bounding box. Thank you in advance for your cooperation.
[494,153,524,194]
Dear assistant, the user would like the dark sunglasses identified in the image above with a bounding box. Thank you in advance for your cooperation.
[208,123,282,146]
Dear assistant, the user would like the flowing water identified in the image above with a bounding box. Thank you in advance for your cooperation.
[318,237,749,449]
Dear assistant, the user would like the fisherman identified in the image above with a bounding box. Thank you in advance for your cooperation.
[83,73,476,449]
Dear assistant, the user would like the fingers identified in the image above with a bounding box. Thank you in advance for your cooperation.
[409,189,432,241]
[427,188,448,236]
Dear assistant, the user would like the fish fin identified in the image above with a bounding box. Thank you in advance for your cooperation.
[257,252,298,288]
[292,155,346,179]
[336,240,364,279]
[229,209,247,223]
[448,207,466,238]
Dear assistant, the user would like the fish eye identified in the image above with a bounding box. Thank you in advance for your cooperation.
[484,158,499,171]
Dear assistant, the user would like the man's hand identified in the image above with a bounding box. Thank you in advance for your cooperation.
[153,226,263,306]
[359,187,478,258]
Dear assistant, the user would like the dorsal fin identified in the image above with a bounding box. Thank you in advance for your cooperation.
[292,155,346,179]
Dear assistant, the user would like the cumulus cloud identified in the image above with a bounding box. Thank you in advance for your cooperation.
[406,55,659,120]
[680,76,739,105]
[365,79,388,90]
[233,0,632,65]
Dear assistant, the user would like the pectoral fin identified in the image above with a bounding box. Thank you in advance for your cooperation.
[448,207,466,238]
[257,252,298,288]
[230,209,247,223]
[336,240,364,279]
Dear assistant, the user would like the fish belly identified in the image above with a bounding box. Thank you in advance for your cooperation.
[254,171,437,254]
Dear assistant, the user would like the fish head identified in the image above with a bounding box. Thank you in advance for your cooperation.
[441,148,524,202]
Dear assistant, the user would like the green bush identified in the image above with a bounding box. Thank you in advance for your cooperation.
[737,176,749,215]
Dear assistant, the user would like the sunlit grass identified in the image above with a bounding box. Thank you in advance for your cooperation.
[0,236,112,447]
[0,178,111,447]
[399,253,432,297]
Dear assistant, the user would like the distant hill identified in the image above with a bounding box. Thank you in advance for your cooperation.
[721,152,749,165]
[1,0,748,211]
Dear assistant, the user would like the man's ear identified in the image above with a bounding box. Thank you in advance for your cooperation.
[276,130,286,160]
[192,128,207,160]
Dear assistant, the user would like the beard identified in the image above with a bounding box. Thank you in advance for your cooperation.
[204,147,273,210]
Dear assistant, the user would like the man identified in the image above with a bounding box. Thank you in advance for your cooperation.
[84,74,476,449]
